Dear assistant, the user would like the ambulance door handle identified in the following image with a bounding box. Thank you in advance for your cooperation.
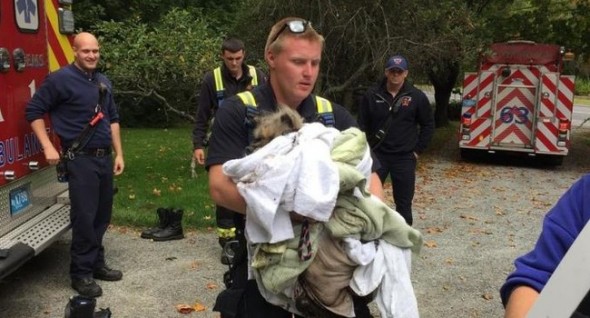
[27,161,40,170]
[12,48,26,72]
[0,170,16,181]
[0,48,10,72]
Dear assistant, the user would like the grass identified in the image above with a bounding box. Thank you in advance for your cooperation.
[113,122,460,230]
[112,125,215,230]
[424,121,459,156]
[576,95,590,107]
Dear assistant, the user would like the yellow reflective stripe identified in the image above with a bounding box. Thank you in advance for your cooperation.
[213,67,224,92]
[248,65,258,86]
[237,91,257,107]
[315,96,332,114]
[217,227,236,238]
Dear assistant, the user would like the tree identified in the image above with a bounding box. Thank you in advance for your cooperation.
[231,0,477,127]
[95,9,221,127]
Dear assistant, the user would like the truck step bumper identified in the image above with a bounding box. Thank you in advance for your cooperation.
[0,204,71,280]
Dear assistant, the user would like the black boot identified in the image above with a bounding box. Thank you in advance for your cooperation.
[140,208,169,239]
[65,295,96,318]
[94,308,112,318]
[152,208,184,241]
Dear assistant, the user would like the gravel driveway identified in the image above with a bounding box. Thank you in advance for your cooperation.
[1,128,590,318]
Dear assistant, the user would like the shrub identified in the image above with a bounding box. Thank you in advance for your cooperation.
[96,9,222,127]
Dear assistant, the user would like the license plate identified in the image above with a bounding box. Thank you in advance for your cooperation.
[10,184,32,215]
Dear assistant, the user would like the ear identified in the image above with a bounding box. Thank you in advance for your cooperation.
[280,113,293,129]
[266,49,276,69]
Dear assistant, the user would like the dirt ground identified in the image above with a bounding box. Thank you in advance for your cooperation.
[1,128,590,318]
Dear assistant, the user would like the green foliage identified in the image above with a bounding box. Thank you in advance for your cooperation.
[75,0,240,33]
[576,77,590,96]
[95,9,222,127]
[113,125,215,229]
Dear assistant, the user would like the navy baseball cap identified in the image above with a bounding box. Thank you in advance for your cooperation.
[385,55,408,71]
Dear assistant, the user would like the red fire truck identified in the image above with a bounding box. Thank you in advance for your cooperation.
[0,0,75,279]
[459,41,575,165]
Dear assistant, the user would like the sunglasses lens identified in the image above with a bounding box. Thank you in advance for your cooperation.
[287,20,307,33]
[270,20,310,45]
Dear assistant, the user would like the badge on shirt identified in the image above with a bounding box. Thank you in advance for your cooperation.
[401,96,412,107]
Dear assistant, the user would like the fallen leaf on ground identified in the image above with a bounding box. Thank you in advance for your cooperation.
[424,240,438,248]
[460,214,479,221]
[207,282,218,289]
[175,304,194,314]
[425,226,444,234]
[193,303,206,312]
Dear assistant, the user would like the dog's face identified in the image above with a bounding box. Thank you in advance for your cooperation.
[249,105,304,151]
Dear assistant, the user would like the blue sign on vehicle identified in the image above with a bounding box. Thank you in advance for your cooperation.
[462,99,476,107]
[10,184,32,215]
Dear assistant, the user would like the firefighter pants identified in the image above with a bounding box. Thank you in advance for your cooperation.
[217,205,236,234]
[67,154,114,279]
[374,151,417,226]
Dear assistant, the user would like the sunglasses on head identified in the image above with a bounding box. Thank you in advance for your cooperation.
[270,20,310,45]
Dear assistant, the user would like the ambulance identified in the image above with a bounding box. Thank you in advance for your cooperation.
[459,41,575,165]
[0,0,74,279]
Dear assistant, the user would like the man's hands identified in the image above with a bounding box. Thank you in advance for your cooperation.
[43,145,60,165]
[193,148,206,165]
[114,155,125,175]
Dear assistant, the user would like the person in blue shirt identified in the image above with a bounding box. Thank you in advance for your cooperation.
[26,32,124,298]
[501,174,590,317]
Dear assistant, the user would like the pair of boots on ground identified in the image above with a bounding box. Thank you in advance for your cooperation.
[141,207,184,241]
[65,295,111,318]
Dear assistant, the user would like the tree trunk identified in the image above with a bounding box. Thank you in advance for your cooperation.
[428,60,461,128]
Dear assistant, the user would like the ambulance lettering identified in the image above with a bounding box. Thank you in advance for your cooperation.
[0,132,43,167]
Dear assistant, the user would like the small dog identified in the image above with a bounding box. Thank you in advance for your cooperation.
[248,105,304,151]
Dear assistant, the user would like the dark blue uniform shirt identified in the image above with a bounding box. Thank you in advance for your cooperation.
[25,64,119,148]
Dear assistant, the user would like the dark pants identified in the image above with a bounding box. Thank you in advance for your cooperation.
[374,151,416,226]
[218,279,372,318]
[217,206,236,230]
[67,154,114,279]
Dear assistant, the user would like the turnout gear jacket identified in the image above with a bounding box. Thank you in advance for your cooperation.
[192,63,266,149]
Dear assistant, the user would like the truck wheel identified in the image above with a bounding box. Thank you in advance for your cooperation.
[541,155,564,166]
[460,149,481,161]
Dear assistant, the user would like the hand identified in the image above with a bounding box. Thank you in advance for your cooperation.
[113,155,125,175]
[194,149,205,165]
[44,146,60,165]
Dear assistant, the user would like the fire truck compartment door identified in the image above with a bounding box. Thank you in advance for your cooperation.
[491,81,536,149]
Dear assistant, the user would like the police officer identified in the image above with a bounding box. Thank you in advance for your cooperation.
[26,32,124,298]
[206,17,384,318]
[192,38,266,258]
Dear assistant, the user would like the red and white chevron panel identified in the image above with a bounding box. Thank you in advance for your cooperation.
[460,72,495,148]
[535,75,575,154]
[492,86,535,147]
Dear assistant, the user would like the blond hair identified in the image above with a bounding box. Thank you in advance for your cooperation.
[264,17,324,56]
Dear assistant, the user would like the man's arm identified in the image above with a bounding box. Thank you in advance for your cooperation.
[504,286,539,318]
[368,172,384,201]
[192,75,215,164]
[30,119,60,165]
[208,164,246,214]
[111,122,124,175]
